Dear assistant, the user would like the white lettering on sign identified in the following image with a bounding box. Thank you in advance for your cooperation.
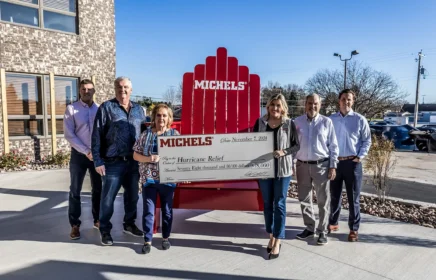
[194,80,246,90]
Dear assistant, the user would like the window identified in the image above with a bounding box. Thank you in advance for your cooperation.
[44,76,78,135]
[5,73,79,137]
[0,0,78,33]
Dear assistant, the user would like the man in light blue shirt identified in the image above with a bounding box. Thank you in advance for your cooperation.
[294,93,339,245]
[328,89,371,242]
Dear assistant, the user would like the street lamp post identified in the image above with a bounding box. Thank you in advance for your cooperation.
[333,50,359,89]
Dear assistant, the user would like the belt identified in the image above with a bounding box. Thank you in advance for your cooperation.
[297,158,329,164]
[104,156,133,162]
[338,155,357,161]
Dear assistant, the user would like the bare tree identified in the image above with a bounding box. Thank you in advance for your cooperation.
[364,135,397,202]
[176,82,182,104]
[261,81,305,118]
[305,61,408,118]
[163,87,178,105]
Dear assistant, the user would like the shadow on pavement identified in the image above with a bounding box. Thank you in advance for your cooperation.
[329,232,436,248]
[0,260,293,280]
[1,187,435,251]
[152,237,268,259]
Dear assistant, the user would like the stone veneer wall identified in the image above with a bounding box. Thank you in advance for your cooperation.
[0,0,115,159]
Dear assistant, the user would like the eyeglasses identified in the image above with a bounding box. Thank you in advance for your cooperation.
[156,114,168,117]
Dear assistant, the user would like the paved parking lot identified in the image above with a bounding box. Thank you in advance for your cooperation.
[362,151,436,204]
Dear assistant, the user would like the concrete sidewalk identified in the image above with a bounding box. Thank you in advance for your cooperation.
[0,170,435,280]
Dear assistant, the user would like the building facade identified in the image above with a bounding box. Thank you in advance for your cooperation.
[0,0,115,159]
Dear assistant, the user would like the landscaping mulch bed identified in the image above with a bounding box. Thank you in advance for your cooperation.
[0,161,68,173]
[287,182,436,229]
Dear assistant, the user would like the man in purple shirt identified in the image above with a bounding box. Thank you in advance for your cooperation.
[64,79,102,240]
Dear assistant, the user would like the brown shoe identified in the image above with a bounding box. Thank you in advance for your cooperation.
[70,225,80,240]
[348,231,358,242]
[328,225,339,233]
[93,221,100,230]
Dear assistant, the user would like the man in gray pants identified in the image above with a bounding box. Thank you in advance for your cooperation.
[293,94,339,245]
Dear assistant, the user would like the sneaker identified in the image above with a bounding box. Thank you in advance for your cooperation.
[93,221,100,230]
[162,239,171,250]
[101,233,113,246]
[296,229,315,240]
[70,225,80,240]
[142,243,152,254]
[348,231,358,242]
[317,233,328,245]
[123,224,144,237]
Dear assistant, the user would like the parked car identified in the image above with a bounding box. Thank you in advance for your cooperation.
[374,120,396,125]
[369,124,417,150]
[409,129,436,152]
[173,107,181,121]
[418,125,436,133]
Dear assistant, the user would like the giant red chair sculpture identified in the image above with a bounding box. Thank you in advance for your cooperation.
[154,47,263,231]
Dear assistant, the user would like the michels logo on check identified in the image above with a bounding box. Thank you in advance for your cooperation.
[160,137,213,147]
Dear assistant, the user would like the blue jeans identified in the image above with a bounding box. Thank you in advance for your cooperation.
[99,158,139,234]
[142,184,175,242]
[329,160,363,231]
[68,148,102,226]
[258,176,291,239]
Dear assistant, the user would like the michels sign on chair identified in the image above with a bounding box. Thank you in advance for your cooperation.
[181,47,261,135]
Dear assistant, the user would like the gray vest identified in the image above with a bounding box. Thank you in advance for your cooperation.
[257,116,296,178]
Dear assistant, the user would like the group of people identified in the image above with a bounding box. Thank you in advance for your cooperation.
[255,90,371,259]
[64,76,371,259]
[64,76,176,253]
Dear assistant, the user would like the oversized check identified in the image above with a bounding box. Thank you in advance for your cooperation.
[158,132,275,183]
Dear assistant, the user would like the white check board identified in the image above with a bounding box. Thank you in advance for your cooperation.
[158,132,275,183]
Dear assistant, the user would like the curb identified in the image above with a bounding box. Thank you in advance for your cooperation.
[290,179,436,208]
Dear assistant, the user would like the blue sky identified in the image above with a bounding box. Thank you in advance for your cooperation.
[115,0,436,103]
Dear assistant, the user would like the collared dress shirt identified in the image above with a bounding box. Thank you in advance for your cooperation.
[294,114,339,168]
[91,98,147,167]
[329,109,371,159]
[63,99,99,155]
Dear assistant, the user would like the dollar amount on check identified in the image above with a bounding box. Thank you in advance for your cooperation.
[158,132,275,183]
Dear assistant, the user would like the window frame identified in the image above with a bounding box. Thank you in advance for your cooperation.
[5,72,79,139]
[0,0,78,34]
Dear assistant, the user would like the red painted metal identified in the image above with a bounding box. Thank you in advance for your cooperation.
[215,47,227,134]
[204,56,216,134]
[238,66,250,132]
[192,64,205,134]
[227,57,238,133]
[249,74,261,131]
[181,73,194,135]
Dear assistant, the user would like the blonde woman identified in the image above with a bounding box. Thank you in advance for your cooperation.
[133,103,179,254]
[253,94,300,259]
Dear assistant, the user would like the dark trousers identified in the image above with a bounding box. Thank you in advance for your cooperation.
[142,184,175,242]
[68,148,102,226]
[99,159,139,234]
[258,176,291,239]
[329,159,363,231]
